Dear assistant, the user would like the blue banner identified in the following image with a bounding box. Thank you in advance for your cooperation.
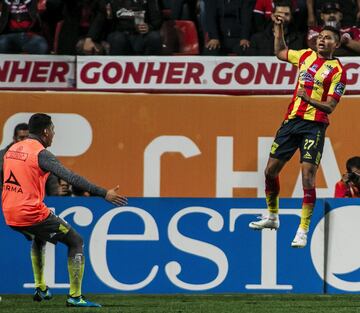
[1,197,358,294]
[321,199,360,294]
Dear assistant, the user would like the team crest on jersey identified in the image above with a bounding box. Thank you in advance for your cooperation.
[309,64,319,73]
[334,82,345,96]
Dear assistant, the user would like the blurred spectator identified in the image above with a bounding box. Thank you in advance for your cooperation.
[160,0,172,10]
[334,156,360,198]
[0,123,29,191]
[45,173,61,195]
[0,0,48,54]
[0,122,29,154]
[72,185,91,196]
[39,0,64,52]
[307,2,360,56]
[306,0,359,27]
[85,0,162,55]
[247,0,305,55]
[58,0,108,55]
[171,0,197,21]
[294,0,308,32]
[253,0,298,33]
[204,0,254,55]
[57,177,72,196]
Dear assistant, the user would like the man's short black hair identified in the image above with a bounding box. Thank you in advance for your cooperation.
[13,123,29,137]
[322,25,341,43]
[273,0,293,12]
[346,156,360,172]
[29,113,52,135]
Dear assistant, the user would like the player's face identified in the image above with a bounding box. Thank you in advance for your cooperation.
[14,129,29,142]
[44,123,55,147]
[321,10,342,24]
[316,30,339,56]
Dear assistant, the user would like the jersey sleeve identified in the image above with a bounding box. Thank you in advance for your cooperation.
[253,0,265,14]
[328,69,346,102]
[287,49,311,67]
[334,181,348,198]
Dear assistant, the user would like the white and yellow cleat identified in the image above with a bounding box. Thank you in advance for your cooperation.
[291,230,308,248]
[249,215,279,230]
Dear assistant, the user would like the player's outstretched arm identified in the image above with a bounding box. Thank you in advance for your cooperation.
[105,185,128,206]
[38,149,128,205]
[273,14,288,61]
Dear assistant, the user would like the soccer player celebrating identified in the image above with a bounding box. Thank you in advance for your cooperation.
[249,15,346,248]
[1,113,127,307]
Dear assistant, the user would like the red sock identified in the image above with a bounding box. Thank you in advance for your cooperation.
[300,188,316,231]
[303,188,316,205]
[265,176,280,214]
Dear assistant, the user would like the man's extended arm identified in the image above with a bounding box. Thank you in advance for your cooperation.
[38,149,127,205]
[38,150,127,205]
[38,150,107,197]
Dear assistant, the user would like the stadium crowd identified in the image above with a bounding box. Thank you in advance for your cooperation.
[0,0,359,56]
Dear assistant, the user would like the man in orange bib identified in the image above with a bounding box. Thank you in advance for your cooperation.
[1,113,127,307]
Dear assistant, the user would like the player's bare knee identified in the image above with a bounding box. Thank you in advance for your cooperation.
[302,165,317,188]
[302,173,316,189]
[265,168,278,179]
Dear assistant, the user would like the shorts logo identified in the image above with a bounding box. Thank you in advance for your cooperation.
[59,224,70,234]
[270,142,279,155]
[303,152,312,160]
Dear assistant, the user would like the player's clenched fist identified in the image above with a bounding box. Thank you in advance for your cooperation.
[297,88,310,103]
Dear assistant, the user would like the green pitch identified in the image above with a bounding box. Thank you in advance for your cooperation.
[1,294,360,313]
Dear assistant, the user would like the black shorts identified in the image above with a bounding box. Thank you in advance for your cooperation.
[270,117,328,166]
[10,212,72,244]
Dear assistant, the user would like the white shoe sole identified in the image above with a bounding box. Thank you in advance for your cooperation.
[249,222,279,230]
[291,242,307,248]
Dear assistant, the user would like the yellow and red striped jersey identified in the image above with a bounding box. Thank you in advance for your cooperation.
[285,48,346,123]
